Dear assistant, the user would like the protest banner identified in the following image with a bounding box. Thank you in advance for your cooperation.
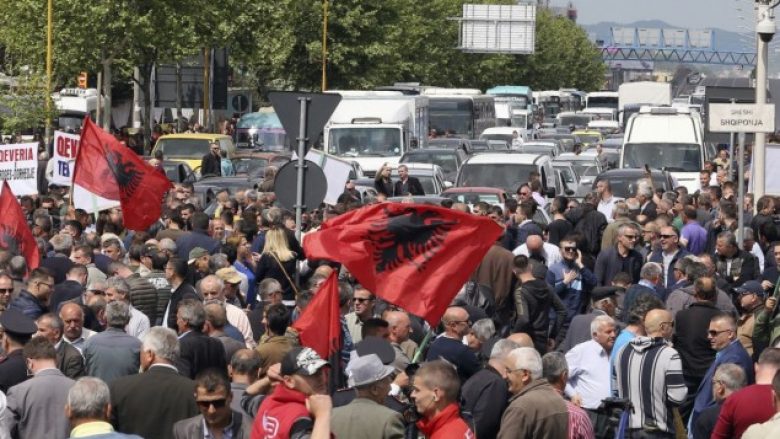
[51,131,80,186]
[0,143,38,196]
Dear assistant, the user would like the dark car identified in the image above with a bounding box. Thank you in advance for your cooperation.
[592,169,675,199]
[399,148,467,181]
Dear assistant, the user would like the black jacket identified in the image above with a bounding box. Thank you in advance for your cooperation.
[461,365,509,439]
[513,279,555,354]
[374,178,394,197]
[127,273,158,323]
[166,282,201,330]
[255,253,298,302]
[673,302,720,380]
[177,330,228,379]
[569,205,608,256]
[50,280,84,313]
[393,177,425,196]
[425,336,480,382]
[639,200,657,221]
[200,152,222,176]
[715,249,759,291]
[40,254,74,285]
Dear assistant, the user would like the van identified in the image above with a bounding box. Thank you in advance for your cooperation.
[455,152,557,196]
[152,134,236,174]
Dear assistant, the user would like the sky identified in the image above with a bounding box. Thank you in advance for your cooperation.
[556,0,755,33]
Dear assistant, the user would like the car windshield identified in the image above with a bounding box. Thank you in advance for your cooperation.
[430,113,472,136]
[623,143,702,172]
[567,162,598,177]
[235,129,286,150]
[392,171,438,194]
[595,175,670,198]
[401,152,459,175]
[328,127,401,157]
[156,138,211,157]
[443,192,502,205]
[554,167,576,184]
[558,115,591,127]
[232,158,268,176]
[457,163,536,192]
[576,134,601,144]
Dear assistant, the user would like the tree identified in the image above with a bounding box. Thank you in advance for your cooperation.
[0,73,54,135]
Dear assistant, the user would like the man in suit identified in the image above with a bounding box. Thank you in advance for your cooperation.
[83,301,142,382]
[200,141,222,177]
[49,264,87,313]
[5,337,75,438]
[175,299,227,379]
[110,327,199,439]
[163,258,201,330]
[636,184,657,223]
[173,369,252,439]
[65,376,142,439]
[393,164,425,196]
[0,309,37,393]
[35,313,85,379]
[331,353,404,438]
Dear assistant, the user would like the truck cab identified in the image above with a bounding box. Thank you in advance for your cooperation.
[53,88,102,132]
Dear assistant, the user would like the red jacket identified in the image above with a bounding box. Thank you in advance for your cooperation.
[251,385,311,439]
[416,403,475,439]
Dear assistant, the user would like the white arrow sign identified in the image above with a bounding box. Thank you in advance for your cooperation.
[708,103,775,133]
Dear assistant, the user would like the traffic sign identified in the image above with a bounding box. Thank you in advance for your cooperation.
[273,160,327,212]
[709,103,775,133]
[268,91,341,154]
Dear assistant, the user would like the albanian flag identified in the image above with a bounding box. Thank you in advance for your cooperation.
[0,181,39,269]
[292,271,341,359]
[304,203,503,325]
[73,118,172,231]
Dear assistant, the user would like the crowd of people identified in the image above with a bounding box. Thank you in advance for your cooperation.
[2,145,780,439]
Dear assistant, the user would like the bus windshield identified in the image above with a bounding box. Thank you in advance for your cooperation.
[328,127,401,157]
[457,163,536,192]
[623,143,702,172]
[587,97,618,109]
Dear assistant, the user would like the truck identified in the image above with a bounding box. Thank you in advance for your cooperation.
[322,91,429,177]
[53,88,102,132]
[617,82,672,126]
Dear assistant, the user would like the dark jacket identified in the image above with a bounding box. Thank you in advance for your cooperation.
[461,365,509,439]
[569,205,608,256]
[513,278,555,353]
[126,273,158,323]
[145,270,172,326]
[621,283,663,322]
[177,330,228,379]
[673,302,720,381]
[166,282,200,330]
[8,290,47,320]
[516,220,543,248]
[425,336,480,382]
[393,177,425,196]
[715,249,760,291]
[255,253,298,302]
[639,200,657,221]
[200,152,222,176]
[50,280,84,313]
[175,230,219,260]
[594,247,643,286]
[374,178,394,197]
[497,379,569,439]
[56,340,86,379]
[648,247,691,293]
[40,254,74,285]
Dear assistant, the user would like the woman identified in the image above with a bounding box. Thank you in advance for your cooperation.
[254,226,299,305]
[374,163,395,197]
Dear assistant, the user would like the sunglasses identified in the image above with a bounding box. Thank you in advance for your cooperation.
[623,235,639,240]
[659,234,676,239]
[353,297,374,303]
[0,288,12,294]
[196,399,227,409]
[708,329,731,337]
[562,246,577,252]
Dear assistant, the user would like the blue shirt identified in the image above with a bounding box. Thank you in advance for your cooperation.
[220,158,235,176]
[681,221,708,255]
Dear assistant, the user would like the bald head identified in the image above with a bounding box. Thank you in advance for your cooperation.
[442,307,470,338]
[644,309,673,337]
[59,302,84,319]
[506,332,534,348]
[442,306,468,324]
[451,203,470,213]
[526,235,543,253]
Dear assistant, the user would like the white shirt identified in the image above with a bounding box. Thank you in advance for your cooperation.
[225,302,255,348]
[565,339,612,410]
[751,242,766,273]
[662,250,678,288]
[63,328,96,354]
[598,196,621,223]
[512,242,563,267]
[126,305,150,340]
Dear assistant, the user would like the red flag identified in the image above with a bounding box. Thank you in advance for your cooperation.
[304,203,503,325]
[73,118,172,231]
[0,181,39,269]
[292,272,341,359]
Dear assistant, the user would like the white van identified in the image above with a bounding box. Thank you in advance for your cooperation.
[455,152,557,196]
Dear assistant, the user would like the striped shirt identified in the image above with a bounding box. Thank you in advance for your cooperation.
[566,400,595,439]
[612,336,688,434]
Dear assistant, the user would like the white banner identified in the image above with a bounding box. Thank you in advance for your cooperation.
[0,143,38,196]
[52,131,80,186]
[72,184,120,214]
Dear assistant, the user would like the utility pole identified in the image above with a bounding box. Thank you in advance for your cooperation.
[754,0,775,202]
[45,0,53,144]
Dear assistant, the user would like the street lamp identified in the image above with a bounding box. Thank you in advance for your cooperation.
[753,0,775,202]
[45,0,53,144]
[321,0,329,92]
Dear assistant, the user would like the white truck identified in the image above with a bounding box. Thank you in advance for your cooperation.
[53,88,102,132]
[617,82,672,125]
[323,91,429,177]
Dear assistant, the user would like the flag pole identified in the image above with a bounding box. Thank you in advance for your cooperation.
[412,330,434,364]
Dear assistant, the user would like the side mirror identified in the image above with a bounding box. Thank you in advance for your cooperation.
[565,189,575,196]
[443,181,454,189]
[581,178,593,186]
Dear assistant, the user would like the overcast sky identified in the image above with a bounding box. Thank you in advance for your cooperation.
[557,0,755,33]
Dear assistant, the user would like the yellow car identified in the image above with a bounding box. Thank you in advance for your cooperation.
[151,133,235,173]
[572,130,604,149]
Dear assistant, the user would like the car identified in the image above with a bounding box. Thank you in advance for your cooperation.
[231,151,292,178]
[386,195,449,206]
[552,162,585,197]
[479,126,530,146]
[192,175,258,208]
[399,148,467,182]
[603,137,623,152]
[516,141,563,157]
[441,186,509,207]
[426,138,474,155]
[152,133,236,174]
[161,161,196,184]
[572,130,604,148]
[553,152,603,191]
[353,162,448,196]
[592,168,675,199]
[456,152,557,197]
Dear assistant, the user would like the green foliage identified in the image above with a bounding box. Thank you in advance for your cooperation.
[0,73,55,134]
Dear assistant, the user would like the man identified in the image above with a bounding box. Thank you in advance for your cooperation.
[8,268,55,320]
[596,180,620,223]
[513,256,561,353]
[0,309,37,393]
[143,249,171,326]
[666,258,736,317]
[693,363,746,439]
[543,351,596,439]
[105,276,150,339]
[711,347,780,438]
[204,302,245,362]
[200,275,254,348]
[176,213,220,259]
[173,369,252,438]
[35,313,85,379]
[215,266,245,309]
[735,280,766,357]
[497,347,568,438]
[65,376,142,439]
[70,244,107,285]
[742,370,780,438]
[83,301,142,382]
[715,230,759,291]
[612,309,687,437]
[385,310,416,372]
[691,313,755,428]
[187,247,211,285]
[680,205,707,255]
[0,272,12,317]
[411,359,474,438]
[42,233,75,284]
[251,347,332,439]
[228,349,261,421]
[109,262,158,328]
[470,230,516,315]
[110,327,199,439]
[163,258,200,330]
[393,164,424,196]
[639,222,660,259]
[621,262,664,320]
[462,339,519,439]
[426,306,480,381]
[330,353,404,438]
[345,286,377,344]
[5,337,74,438]
[546,235,597,327]
[559,286,620,353]
[636,184,657,223]
[255,303,294,375]
[60,302,95,353]
[601,202,635,251]
[50,264,87,313]
[648,226,690,293]
[513,202,544,247]
[176,299,227,379]
[565,315,616,431]
[513,234,562,268]
[201,141,222,176]
[101,238,125,263]
[547,196,574,246]
[594,224,643,286]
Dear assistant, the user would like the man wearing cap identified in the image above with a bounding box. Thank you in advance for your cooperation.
[559,285,620,353]
[331,353,404,438]
[736,280,766,357]
[188,247,211,285]
[216,267,245,310]
[0,309,37,393]
[251,347,333,439]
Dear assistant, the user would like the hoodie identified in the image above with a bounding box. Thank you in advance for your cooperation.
[513,278,554,353]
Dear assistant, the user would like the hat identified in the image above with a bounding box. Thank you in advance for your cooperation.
[0,308,38,337]
[354,336,396,365]
[281,347,329,376]
[188,247,209,264]
[346,353,396,388]
[735,280,765,296]
[591,286,624,302]
[216,267,242,284]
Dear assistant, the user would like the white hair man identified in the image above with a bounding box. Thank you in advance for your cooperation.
[198,275,255,348]
[104,276,150,340]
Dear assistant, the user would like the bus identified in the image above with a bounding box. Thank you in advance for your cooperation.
[487,86,534,129]
[235,108,287,151]
[423,88,495,139]
[586,91,619,110]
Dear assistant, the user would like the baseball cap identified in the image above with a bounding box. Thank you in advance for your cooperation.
[735,280,765,296]
[188,247,209,264]
[216,267,242,284]
[281,347,329,376]
[346,353,395,388]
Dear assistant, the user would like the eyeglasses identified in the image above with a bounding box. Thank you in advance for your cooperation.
[196,399,227,409]
[506,367,527,375]
[353,297,374,303]
[659,234,676,239]
[660,321,675,328]
[0,288,12,294]
[622,235,639,240]
[562,246,577,252]
[449,320,471,326]
[708,329,732,337]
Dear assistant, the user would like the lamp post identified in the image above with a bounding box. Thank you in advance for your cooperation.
[754,0,775,202]
[321,0,329,92]
[45,0,53,144]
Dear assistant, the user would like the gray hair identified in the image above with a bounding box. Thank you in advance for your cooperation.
[259,278,282,295]
[105,301,131,328]
[507,347,543,380]
[637,184,654,198]
[640,262,663,281]
[105,276,131,300]
[38,313,64,335]
[490,339,520,360]
[613,202,629,218]
[158,238,177,253]
[685,260,708,282]
[198,275,224,295]
[142,326,180,362]
[717,230,738,248]
[590,315,615,336]
[743,227,755,241]
[67,377,111,419]
[471,318,496,343]
[208,253,231,272]
[617,223,638,237]
[178,299,206,330]
[9,256,27,278]
[50,233,73,253]
[713,363,747,393]
[542,351,568,383]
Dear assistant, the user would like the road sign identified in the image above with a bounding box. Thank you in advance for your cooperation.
[273,160,327,212]
[268,91,341,155]
[709,103,775,133]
